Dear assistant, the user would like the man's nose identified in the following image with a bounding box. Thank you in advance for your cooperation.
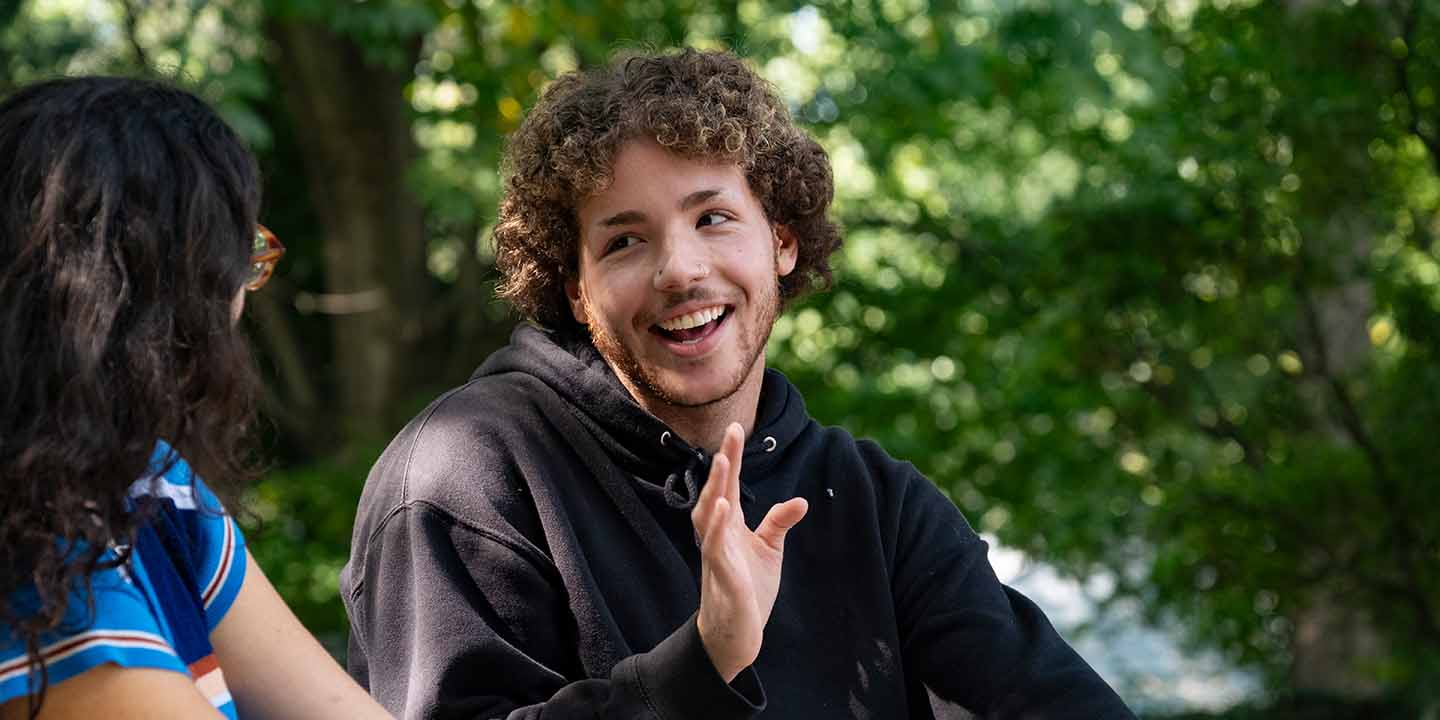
[652,236,710,291]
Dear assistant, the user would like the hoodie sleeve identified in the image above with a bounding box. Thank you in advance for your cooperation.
[342,501,764,720]
[889,471,1136,720]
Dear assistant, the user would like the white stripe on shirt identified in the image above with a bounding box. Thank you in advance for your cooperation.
[0,630,174,685]
[127,475,200,510]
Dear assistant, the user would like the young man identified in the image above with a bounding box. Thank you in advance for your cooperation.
[341,49,1135,719]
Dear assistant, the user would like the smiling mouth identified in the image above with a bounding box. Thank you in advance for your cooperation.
[651,305,731,345]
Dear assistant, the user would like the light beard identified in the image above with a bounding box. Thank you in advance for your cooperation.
[586,279,781,410]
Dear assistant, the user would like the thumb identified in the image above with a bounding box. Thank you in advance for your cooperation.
[754,497,809,551]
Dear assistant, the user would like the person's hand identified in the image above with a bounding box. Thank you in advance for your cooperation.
[692,422,809,683]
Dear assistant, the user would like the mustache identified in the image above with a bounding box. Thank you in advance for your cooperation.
[646,288,727,324]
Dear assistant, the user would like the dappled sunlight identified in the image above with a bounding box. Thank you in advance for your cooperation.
[10,0,1440,712]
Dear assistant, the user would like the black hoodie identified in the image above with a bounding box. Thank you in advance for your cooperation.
[340,324,1135,720]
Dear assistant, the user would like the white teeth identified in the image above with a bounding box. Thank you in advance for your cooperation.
[658,306,725,332]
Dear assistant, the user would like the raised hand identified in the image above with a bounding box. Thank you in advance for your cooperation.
[692,422,809,683]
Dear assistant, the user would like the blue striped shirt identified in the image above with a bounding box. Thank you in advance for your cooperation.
[0,443,246,717]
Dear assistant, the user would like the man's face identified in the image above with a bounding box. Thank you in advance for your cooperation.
[567,139,798,408]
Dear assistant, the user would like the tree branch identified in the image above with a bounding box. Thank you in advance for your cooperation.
[119,0,150,71]
[173,0,210,79]
[1392,0,1440,177]
[1138,353,1267,473]
[1294,281,1440,644]
[1294,286,1389,482]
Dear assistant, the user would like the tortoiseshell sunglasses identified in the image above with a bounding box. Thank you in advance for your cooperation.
[245,224,285,291]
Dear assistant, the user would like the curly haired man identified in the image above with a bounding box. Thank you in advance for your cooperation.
[341,49,1135,719]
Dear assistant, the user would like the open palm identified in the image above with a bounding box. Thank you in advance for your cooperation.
[692,423,809,682]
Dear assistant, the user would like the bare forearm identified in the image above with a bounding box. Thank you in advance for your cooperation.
[211,553,391,720]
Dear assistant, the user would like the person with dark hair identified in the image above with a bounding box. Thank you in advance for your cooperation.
[343,49,1135,719]
[0,77,391,720]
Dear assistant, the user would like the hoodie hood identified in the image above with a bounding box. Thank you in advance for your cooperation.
[474,324,809,508]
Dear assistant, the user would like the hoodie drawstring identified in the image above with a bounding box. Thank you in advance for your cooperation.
[659,460,702,509]
[652,431,771,509]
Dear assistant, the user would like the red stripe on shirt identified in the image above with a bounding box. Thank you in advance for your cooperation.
[201,518,235,606]
[0,631,172,679]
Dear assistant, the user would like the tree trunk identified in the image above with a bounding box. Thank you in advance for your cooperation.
[264,17,428,441]
[1289,211,1387,698]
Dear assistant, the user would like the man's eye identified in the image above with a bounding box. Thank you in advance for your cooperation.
[606,235,640,254]
[697,212,729,228]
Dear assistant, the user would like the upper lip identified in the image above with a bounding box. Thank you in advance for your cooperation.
[651,301,730,328]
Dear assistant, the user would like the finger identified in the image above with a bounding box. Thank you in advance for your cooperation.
[702,497,735,564]
[693,452,730,539]
[754,497,809,551]
[722,423,744,510]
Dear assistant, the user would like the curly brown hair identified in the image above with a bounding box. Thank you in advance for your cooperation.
[0,77,260,716]
[494,48,842,329]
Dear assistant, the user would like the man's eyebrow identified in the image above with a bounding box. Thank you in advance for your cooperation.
[598,210,646,228]
[680,189,723,210]
[597,189,725,227]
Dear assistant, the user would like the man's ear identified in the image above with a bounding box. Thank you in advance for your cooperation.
[565,276,588,325]
[774,225,799,277]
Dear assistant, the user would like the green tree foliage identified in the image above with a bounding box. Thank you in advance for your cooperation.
[4,0,1438,710]
[764,0,1440,703]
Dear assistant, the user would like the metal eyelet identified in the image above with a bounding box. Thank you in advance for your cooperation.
[763,436,777,452]
[660,431,671,446]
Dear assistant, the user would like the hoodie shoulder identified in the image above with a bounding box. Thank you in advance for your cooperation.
[406,372,557,461]
[807,423,920,481]
[792,422,939,512]
[353,372,562,537]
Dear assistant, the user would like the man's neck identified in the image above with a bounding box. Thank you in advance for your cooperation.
[621,357,768,454]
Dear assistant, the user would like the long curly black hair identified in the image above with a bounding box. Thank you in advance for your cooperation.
[494,48,843,330]
[0,77,262,712]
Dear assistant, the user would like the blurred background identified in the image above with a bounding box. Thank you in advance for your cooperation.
[4,0,1438,716]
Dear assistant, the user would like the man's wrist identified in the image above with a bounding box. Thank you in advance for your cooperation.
[636,615,766,718]
[697,614,744,683]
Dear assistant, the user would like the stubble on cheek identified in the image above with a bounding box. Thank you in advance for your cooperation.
[581,255,787,410]
[582,293,674,405]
